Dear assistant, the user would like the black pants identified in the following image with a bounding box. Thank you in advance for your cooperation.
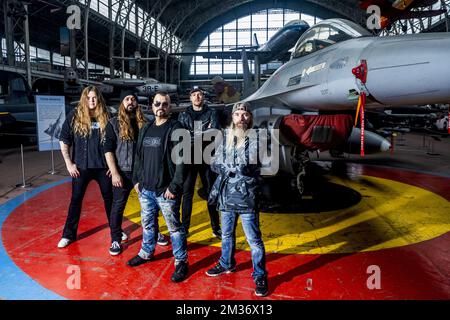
[109,171,133,243]
[182,163,220,233]
[62,168,113,240]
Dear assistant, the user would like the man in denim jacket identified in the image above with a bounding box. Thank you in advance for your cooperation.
[206,102,268,297]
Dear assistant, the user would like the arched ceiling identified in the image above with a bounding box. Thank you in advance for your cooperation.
[136,0,366,46]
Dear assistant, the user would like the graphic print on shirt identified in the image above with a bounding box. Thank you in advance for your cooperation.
[143,137,162,148]
[91,122,100,129]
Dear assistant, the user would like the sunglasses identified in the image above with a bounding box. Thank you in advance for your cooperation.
[153,101,169,107]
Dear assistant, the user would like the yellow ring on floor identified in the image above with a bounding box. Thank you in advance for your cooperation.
[124,175,450,254]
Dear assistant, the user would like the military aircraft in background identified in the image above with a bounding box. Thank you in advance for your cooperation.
[173,20,310,64]
[0,70,36,133]
[0,68,97,135]
[239,18,450,193]
[171,20,311,96]
[360,0,447,30]
[100,77,179,110]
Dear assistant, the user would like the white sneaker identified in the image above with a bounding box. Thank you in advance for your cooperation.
[57,238,72,248]
[121,231,128,242]
[109,241,122,256]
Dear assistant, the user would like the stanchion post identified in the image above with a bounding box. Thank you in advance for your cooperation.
[48,136,58,175]
[16,144,32,188]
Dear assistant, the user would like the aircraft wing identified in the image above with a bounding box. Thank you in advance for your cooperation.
[170,50,270,60]
[103,79,147,87]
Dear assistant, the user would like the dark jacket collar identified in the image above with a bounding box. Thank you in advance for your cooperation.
[187,104,209,115]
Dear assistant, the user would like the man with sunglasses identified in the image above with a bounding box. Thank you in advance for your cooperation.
[128,91,188,283]
[178,87,222,239]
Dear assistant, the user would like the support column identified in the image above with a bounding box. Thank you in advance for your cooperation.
[70,28,77,70]
[155,58,160,80]
[164,54,168,83]
[23,3,31,87]
[4,1,15,66]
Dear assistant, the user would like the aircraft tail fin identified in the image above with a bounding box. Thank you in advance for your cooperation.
[241,49,256,99]
[253,33,260,48]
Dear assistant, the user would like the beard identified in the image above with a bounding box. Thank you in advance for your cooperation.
[234,126,247,139]
[125,103,136,111]
[155,109,169,118]
[232,126,248,148]
[235,122,249,130]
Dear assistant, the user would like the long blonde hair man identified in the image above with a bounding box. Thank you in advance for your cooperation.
[57,85,113,250]
[72,85,110,140]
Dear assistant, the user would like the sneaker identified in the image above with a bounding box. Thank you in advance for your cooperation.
[205,263,235,277]
[109,241,122,256]
[121,231,128,242]
[127,255,151,267]
[212,229,222,239]
[57,238,72,248]
[254,276,269,297]
[157,233,169,246]
[171,261,189,282]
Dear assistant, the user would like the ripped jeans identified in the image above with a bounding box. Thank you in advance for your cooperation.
[138,188,187,263]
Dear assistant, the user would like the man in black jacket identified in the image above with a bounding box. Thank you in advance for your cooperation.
[127,91,188,283]
[178,88,221,238]
[103,91,168,256]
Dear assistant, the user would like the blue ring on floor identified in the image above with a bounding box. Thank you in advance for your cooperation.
[0,179,70,300]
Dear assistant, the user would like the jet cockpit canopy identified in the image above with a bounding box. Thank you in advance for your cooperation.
[291,19,371,59]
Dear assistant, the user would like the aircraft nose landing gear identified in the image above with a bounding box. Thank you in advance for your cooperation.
[296,168,306,196]
[291,146,310,196]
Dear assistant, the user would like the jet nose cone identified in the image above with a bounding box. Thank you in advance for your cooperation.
[365,33,450,106]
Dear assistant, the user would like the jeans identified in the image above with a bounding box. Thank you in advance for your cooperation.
[138,188,187,262]
[182,163,220,233]
[109,171,133,243]
[219,211,267,279]
[62,168,112,240]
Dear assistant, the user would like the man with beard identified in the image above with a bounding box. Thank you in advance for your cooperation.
[206,102,268,297]
[178,88,221,239]
[104,91,168,256]
[128,92,188,283]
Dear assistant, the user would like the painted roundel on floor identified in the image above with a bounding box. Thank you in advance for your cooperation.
[1,164,450,300]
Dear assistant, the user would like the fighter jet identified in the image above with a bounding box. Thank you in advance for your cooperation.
[0,70,35,131]
[172,20,310,64]
[44,111,63,140]
[101,78,178,97]
[99,77,179,109]
[245,18,450,110]
[171,20,311,95]
[241,18,450,192]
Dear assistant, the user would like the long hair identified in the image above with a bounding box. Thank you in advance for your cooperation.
[117,101,146,140]
[225,102,254,153]
[72,86,109,139]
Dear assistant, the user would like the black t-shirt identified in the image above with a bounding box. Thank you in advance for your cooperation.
[190,109,210,162]
[142,120,171,191]
[192,109,204,122]
[87,118,106,169]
